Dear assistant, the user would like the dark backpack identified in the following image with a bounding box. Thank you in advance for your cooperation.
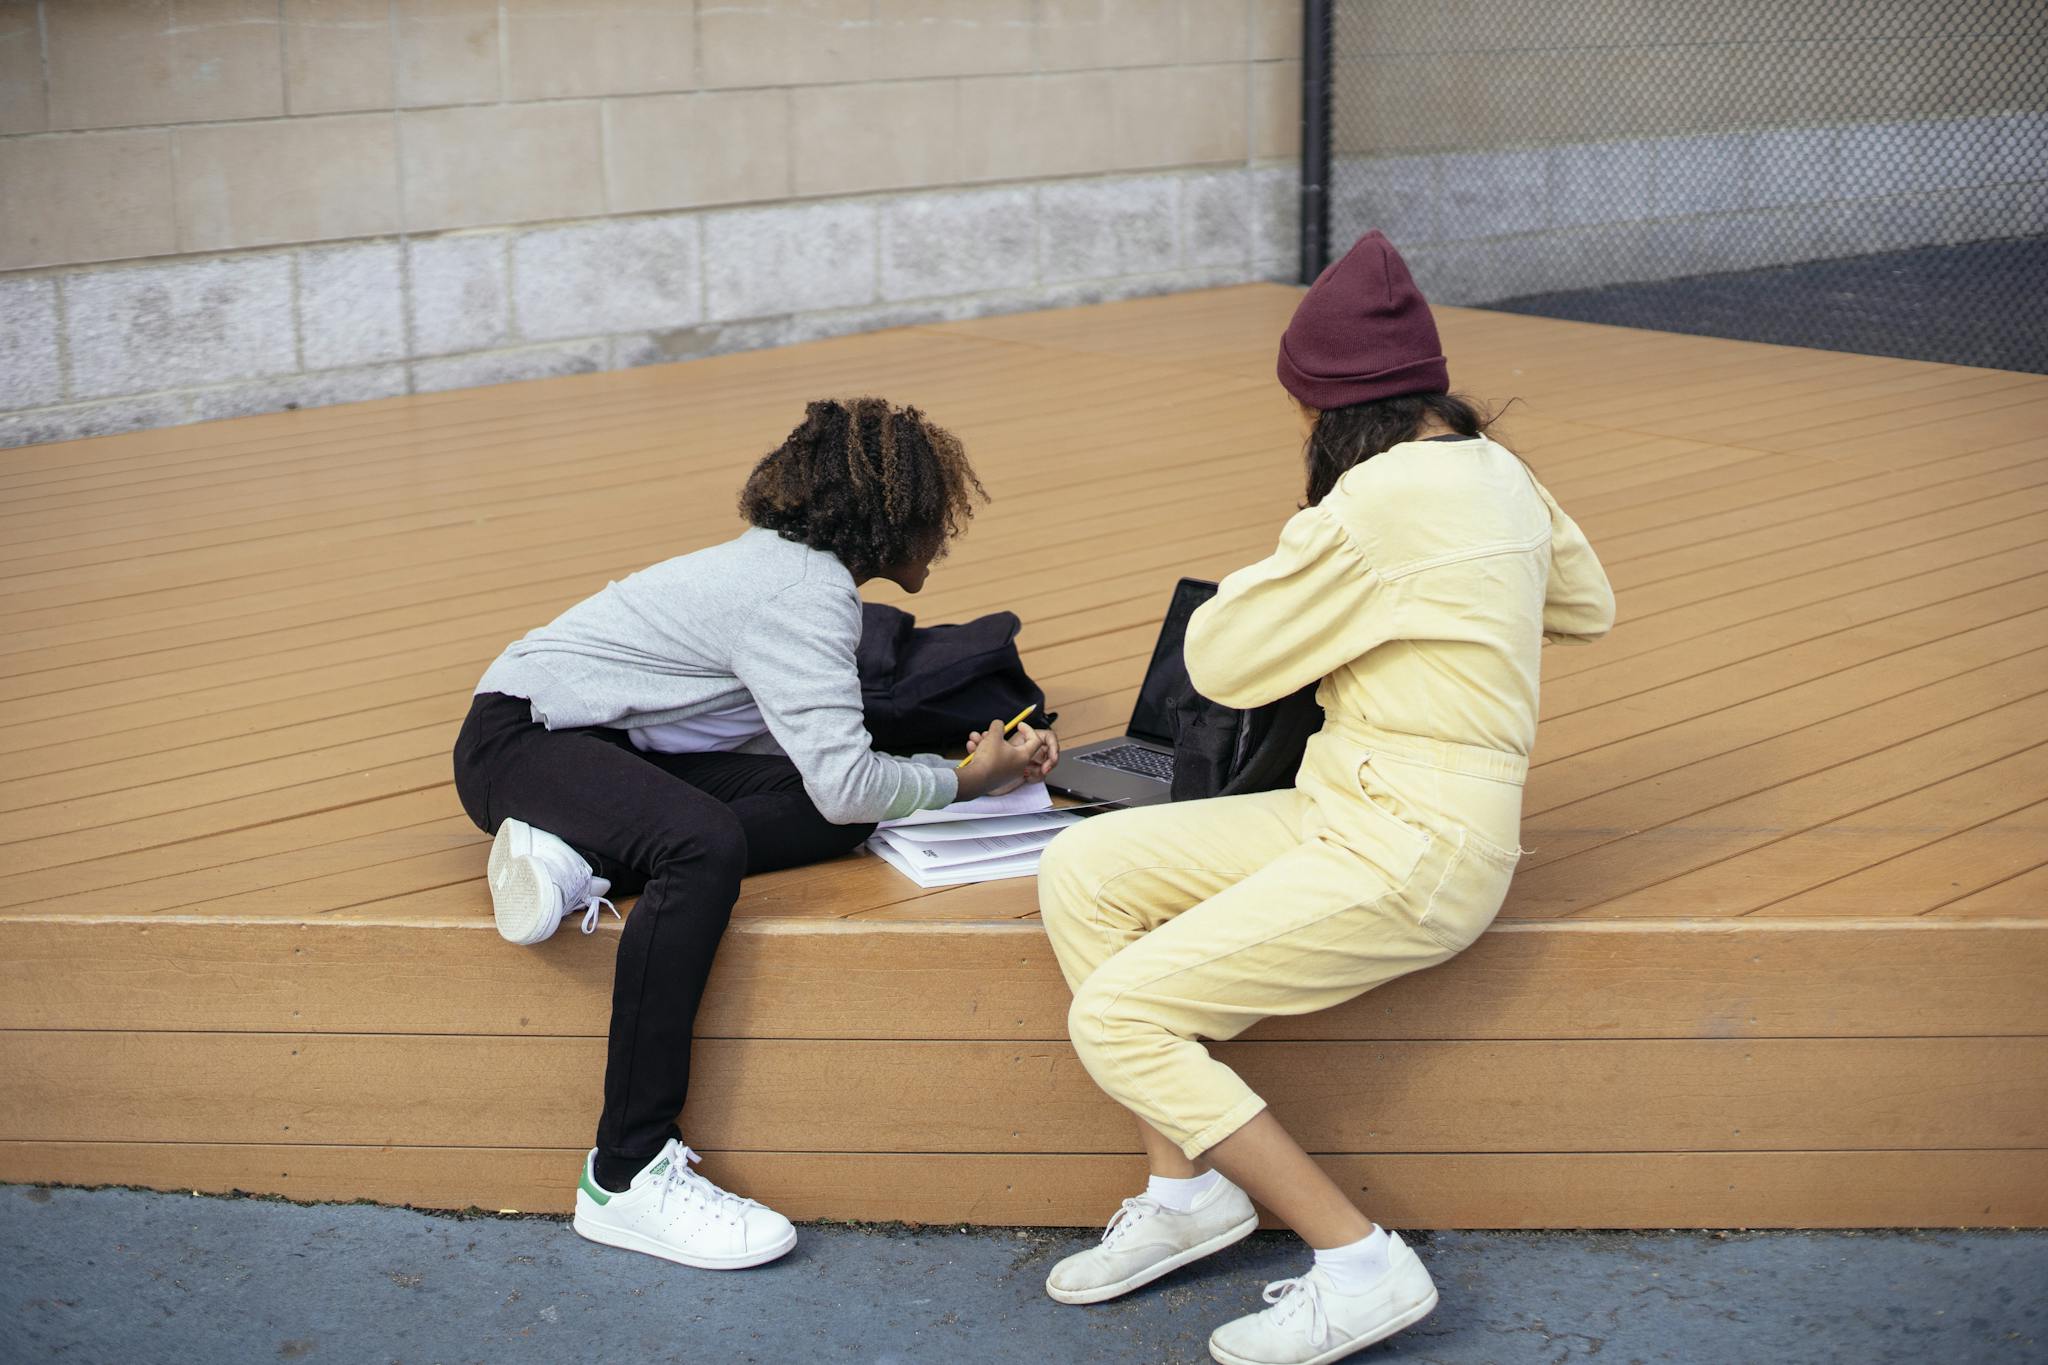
[1168,683,1323,802]
[857,603,1051,754]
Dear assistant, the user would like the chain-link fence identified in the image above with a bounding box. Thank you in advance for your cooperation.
[1306,1,2048,372]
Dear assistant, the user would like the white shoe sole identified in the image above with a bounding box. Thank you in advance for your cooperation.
[487,822,556,945]
[1046,1212,1258,1305]
[1207,1284,1439,1365]
[572,1211,797,1271]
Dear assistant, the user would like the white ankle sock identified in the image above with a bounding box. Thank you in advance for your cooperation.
[1312,1226,1391,1294]
[1144,1169,1223,1212]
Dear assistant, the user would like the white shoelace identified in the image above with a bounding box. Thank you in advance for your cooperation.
[577,893,619,935]
[1261,1275,1330,1349]
[1100,1195,1163,1248]
[654,1144,755,1225]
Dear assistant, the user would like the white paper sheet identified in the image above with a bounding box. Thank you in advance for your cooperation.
[878,783,1053,829]
[867,840,1045,887]
[878,811,1080,844]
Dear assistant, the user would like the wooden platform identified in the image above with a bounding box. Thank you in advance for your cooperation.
[3,285,2045,1228]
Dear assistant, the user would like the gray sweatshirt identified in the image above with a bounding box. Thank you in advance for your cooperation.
[476,527,959,824]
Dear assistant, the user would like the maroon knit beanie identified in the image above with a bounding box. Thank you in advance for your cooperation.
[1276,231,1449,409]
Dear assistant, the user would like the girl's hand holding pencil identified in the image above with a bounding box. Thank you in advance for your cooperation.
[957,705,1060,799]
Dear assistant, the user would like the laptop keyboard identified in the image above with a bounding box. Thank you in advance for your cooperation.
[1073,743,1176,782]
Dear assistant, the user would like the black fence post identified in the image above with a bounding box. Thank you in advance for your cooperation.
[1299,0,1333,284]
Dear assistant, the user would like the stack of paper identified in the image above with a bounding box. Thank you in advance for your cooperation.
[865,783,1089,887]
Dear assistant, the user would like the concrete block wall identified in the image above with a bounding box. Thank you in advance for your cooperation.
[1338,113,2048,307]
[1323,0,2048,306]
[0,1,1304,449]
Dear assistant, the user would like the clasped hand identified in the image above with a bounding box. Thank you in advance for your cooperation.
[955,720,1061,799]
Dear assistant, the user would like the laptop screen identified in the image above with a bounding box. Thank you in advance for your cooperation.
[1126,577,1218,746]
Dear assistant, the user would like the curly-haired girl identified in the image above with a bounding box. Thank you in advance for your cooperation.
[451,397,1056,1271]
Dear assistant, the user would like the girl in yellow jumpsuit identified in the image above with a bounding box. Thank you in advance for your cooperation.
[1037,232,1615,1365]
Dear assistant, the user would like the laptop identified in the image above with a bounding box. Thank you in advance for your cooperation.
[1046,577,1217,808]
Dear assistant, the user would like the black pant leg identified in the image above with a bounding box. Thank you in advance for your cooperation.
[452,694,748,1166]
[629,748,878,873]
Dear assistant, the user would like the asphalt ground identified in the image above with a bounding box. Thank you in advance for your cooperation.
[4,1184,2043,1364]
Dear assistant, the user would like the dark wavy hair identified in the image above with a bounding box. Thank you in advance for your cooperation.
[1302,392,1502,507]
[738,397,987,579]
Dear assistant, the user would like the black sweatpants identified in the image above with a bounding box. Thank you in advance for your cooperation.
[452,692,875,1172]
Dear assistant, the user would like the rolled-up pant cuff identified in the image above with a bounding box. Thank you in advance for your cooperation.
[1182,1093,1269,1160]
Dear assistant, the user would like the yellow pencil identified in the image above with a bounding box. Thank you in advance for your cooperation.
[956,703,1040,768]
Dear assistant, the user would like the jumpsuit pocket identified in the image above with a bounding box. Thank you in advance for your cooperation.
[1348,754,1434,889]
[1416,829,1519,953]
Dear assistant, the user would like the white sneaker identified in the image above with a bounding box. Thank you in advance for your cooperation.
[487,818,617,945]
[1045,1178,1259,1305]
[1207,1234,1439,1365]
[571,1140,797,1271]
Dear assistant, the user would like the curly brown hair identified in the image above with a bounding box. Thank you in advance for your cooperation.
[738,397,988,580]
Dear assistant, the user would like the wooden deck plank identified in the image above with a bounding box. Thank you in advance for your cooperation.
[4,286,2048,929]
[5,286,2045,1223]
[1761,800,2048,918]
[1518,695,2048,918]
[6,917,2044,1039]
[10,1031,2044,1153]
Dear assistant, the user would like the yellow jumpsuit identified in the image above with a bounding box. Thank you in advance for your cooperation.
[1038,434,1616,1157]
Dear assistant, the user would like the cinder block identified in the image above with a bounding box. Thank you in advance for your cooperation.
[1397,238,1514,308]
[0,0,45,133]
[411,340,609,395]
[873,0,1033,80]
[0,393,191,450]
[0,130,178,271]
[1945,180,2046,245]
[703,201,877,322]
[1903,117,1994,194]
[65,255,297,401]
[511,217,701,342]
[503,0,696,101]
[1995,112,2048,183]
[791,80,961,197]
[1252,0,1299,60]
[1182,0,1251,63]
[1440,149,1547,239]
[700,0,875,88]
[1547,139,1652,229]
[1250,165,1298,278]
[1854,192,1948,255]
[1035,0,1183,71]
[1037,176,1179,284]
[299,241,407,370]
[399,104,605,232]
[1181,171,1253,269]
[408,234,512,356]
[1111,64,1247,169]
[45,0,281,129]
[1330,154,1438,248]
[174,113,401,253]
[1252,60,1301,160]
[1650,133,1751,218]
[285,0,396,115]
[188,363,410,422]
[1538,221,1660,294]
[879,188,1036,301]
[956,71,1121,182]
[0,275,62,409]
[1835,121,1918,200]
[1750,126,1835,208]
[395,0,500,107]
[605,91,792,213]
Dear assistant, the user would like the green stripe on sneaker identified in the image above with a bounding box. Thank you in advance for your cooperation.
[578,1164,611,1206]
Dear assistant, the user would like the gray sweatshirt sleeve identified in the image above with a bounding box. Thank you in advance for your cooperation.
[731,586,959,824]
